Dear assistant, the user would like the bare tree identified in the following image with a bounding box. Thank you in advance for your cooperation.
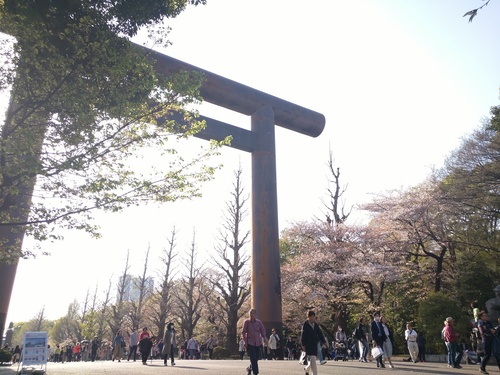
[207,166,251,354]
[322,146,351,226]
[463,0,492,22]
[173,231,204,340]
[151,228,178,340]
[107,251,131,336]
[34,307,46,332]
[97,280,113,340]
[128,244,151,331]
[79,284,101,340]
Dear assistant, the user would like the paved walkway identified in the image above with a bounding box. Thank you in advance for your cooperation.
[0,358,489,375]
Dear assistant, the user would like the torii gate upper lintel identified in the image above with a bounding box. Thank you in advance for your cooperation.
[147,46,326,336]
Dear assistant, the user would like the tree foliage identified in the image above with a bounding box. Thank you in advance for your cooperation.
[0,0,219,261]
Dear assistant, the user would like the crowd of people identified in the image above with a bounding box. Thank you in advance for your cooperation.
[104,325,218,365]
[238,300,500,375]
[4,286,500,375]
[1,323,219,365]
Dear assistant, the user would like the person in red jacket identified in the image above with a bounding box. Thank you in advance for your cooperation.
[444,317,463,369]
[73,342,81,362]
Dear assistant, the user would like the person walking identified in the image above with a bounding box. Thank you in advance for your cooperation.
[404,323,419,363]
[73,342,81,362]
[417,331,426,362]
[354,317,368,362]
[138,335,155,365]
[443,317,463,369]
[187,336,198,359]
[269,328,280,360]
[494,317,500,369]
[314,316,327,365]
[157,339,164,359]
[66,344,73,362]
[242,308,268,375]
[53,345,61,363]
[478,311,499,374]
[301,310,327,375]
[286,337,295,360]
[90,336,99,362]
[128,330,139,361]
[200,341,207,360]
[370,312,386,368]
[239,335,246,360]
[12,345,21,363]
[162,322,177,366]
[380,315,395,368]
[205,335,216,360]
[112,330,124,362]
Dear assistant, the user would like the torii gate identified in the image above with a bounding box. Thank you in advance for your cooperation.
[147,48,325,336]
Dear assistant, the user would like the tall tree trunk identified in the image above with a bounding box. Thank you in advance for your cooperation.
[0,90,46,344]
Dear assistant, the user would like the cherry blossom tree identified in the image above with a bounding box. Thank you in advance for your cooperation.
[281,221,400,335]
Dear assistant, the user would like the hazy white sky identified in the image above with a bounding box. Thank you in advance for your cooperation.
[5,0,500,324]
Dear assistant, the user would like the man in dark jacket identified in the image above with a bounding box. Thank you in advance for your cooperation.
[370,312,387,368]
[138,336,155,365]
[478,311,499,374]
[301,310,326,375]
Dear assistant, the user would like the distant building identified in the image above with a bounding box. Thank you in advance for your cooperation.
[118,275,154,302]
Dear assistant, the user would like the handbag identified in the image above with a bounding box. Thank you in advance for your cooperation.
[298,350,308,365]
[371,346,384,359]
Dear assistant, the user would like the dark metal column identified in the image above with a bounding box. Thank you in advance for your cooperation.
[251,106,282,336]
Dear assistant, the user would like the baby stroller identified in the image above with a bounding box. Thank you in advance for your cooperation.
[334,341,349,361]
[466,350,479,364]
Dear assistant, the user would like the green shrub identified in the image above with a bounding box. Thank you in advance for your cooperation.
[417,292,467,354]
[0,350,11,364]
[212,346,230,359]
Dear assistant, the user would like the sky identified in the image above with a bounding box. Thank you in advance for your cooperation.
[4,0,500,326]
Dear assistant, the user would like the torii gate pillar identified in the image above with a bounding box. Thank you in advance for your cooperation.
[251,106,281,330]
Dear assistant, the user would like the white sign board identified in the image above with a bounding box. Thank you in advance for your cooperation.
[22,331,48,366]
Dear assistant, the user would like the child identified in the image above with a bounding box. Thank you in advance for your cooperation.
[471,302,480,326]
